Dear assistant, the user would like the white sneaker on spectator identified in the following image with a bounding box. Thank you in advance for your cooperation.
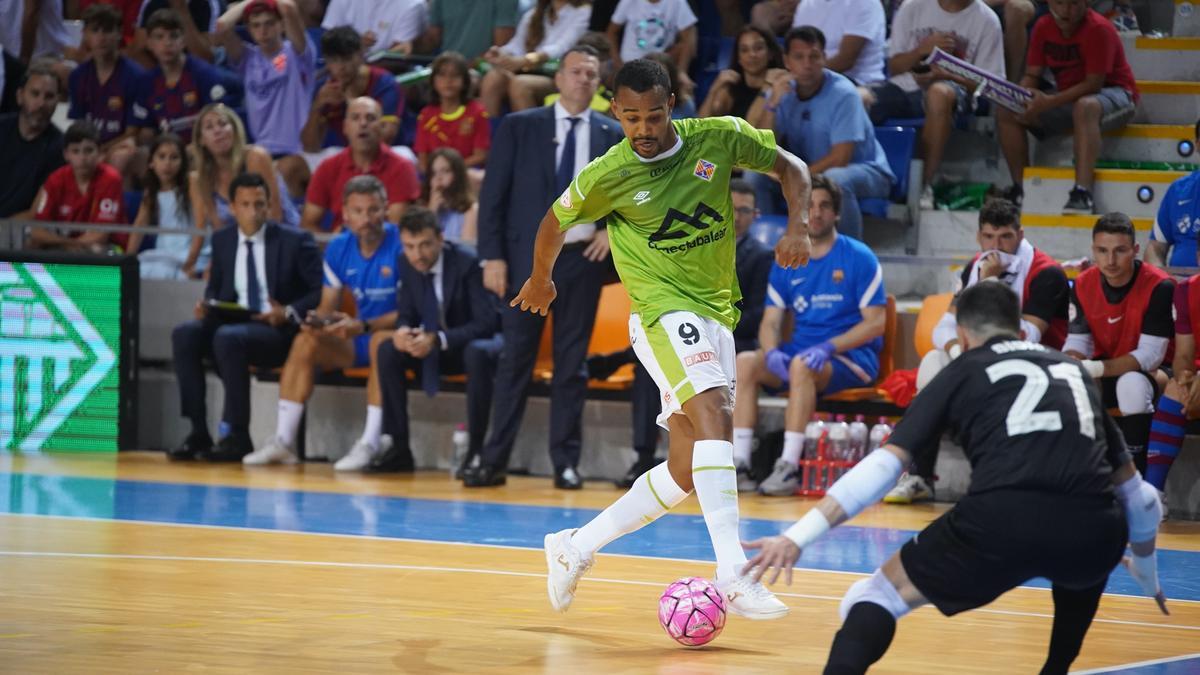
[735,460,758,493]
[242,438,298,465]
[544,528,592,613]
[758,458,800,496]
[715,573,789,620]
[883,473,933,504]
[335,435,391,472]
[919,184,935,210]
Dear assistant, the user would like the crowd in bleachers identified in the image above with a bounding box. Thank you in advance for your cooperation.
[1,0,1196,508]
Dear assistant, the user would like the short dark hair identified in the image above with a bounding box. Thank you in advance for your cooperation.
[730,178,755,202]
[145,8,184,34]
[321,25,362,59]
[1092,211,1136,242]
[979,198,1021,230]
[82,3,123,31]
[64,121,100,147]
[430,51,471,103]
[563,43,601,64]
[20,59,62,95]
[956,282,1021,339]
[573,32,611,60]
[613,58,671,97]
[399,205,442,236]
[811,173,842,215]
[342,174,387,205]
[785,25,826,52]
[229,172,271,200]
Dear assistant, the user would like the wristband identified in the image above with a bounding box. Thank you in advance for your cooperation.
[1081,359,1104,379]
[783,508,831,550]
[948,343,962,359]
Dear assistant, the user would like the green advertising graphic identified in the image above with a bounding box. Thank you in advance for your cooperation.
[1,261,121,452]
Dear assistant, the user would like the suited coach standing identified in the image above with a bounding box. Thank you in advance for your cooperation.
[465,44,624,489]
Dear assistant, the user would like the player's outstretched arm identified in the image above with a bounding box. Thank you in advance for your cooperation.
[767,147,813,269]
[510,208,568,316]
[742,444,911,585]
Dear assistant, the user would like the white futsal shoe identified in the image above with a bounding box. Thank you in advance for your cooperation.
[544,528,593,613]
[242,438,298,465]
[334,436,391,471]
[715,573,790,620]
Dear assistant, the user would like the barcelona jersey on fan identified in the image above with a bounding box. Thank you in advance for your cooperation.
[131,55,242,142]
[68,56,146,144]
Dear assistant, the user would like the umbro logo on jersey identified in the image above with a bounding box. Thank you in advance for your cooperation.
[694,159,716,181]
[1107,316,1123,324]
[634,190,652,205]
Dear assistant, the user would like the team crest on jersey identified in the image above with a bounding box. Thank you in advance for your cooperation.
[183,91,198,108]
[107,96,123,111]
[381,266,392,278]
[832,269,844,283]
[272,52,288,73]
[693,159,716,181]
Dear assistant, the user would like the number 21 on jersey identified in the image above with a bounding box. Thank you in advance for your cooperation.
[985,359,1096,439]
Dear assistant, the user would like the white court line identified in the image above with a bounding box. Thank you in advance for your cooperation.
[1071,652,1200,674]
[0,549,1196,634]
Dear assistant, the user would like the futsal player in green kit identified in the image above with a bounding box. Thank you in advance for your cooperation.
[513,58,814,619]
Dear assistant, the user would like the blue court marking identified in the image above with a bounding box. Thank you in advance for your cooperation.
[1078,654,1200,674]
[2,471,1199,602]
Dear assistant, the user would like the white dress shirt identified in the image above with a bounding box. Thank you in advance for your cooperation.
[554,101,596,244]
[234,227,270,313]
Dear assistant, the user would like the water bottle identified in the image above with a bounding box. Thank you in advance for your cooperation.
[849,415,870,462]
[450,423,469,478]
[803,416,827,460]
[827,415,851,462]
[869,417,894,452]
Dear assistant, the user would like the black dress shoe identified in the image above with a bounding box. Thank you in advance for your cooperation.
[168,432,213,461]
[586,349,634,381]
[203,433,253,462]
[614,456,656,489]
[555,466,583,490]
[364,443,415,473]
[463,463,506,487]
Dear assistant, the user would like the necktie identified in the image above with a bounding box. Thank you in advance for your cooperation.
[420,271,440,397]
[245,240,262,312]
[556,116,580,195]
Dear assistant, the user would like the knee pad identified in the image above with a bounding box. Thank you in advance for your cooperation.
[1115,373,1154,416]
[915,350,951,391]
[839,569,912,622]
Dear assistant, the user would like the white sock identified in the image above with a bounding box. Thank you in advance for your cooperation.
[781,431,805,464]
[275,399,304,448]
[732,428,754,467]
[571,461,688,558]
[692,439,747,579]
[359,405,382,448]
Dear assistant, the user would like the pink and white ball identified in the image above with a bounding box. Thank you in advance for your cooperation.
[658,577,726,646]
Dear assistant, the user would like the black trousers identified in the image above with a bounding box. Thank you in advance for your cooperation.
[478,246,605,472]
[172,318,294,435]
[631,361,661,460]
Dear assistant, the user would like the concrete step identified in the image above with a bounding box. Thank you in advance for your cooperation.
[1033,124,1198,166]
[1022,166,1185,217]
[1018,213,1154,260]
[1134,80,1200,125]
[1123,34,1200,80]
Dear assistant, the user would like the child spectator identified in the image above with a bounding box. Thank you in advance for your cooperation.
[320,0,428,56]
[28,121,127,252]
[424,147,478,245]
[214,0,316,200]
[414,51,490,175]
[605,0,696,78]
[130,8,242,144]
[698,24,787,120]
[133,0,220,64]
[68,3,146,181]
[76,0,143,48]
[479,0,591,116]
[300,26,402,153]
[126,133,209,278]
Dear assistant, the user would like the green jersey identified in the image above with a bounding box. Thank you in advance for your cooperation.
[553,116,778,331]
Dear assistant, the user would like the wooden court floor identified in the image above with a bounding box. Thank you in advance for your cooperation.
[0,452,1197,673]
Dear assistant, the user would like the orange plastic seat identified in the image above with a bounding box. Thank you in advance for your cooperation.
[913,292,954,358]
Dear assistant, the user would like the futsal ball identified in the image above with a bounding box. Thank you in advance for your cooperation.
[658,576,726,646]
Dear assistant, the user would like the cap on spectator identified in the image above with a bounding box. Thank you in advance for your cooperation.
[244,0,281,21]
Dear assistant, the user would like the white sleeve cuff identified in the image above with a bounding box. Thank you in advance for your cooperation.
[439,331,448,351]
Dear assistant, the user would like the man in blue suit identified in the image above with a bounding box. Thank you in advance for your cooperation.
[465,44,625,489]
[170,172,323,462]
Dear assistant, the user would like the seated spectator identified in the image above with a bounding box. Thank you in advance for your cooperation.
[0,61,64,219]
[423,0,519,62]
[996,0,1138,214]
[28,121,126,252]
[732,176,887,495]
[1147,122,1200,269]
[864,0,1004,208]
[895,198,1069,504]
[1,50,24,114]
[68,3,146,181]
[697,24,787,120]
[1063,213,1174,474]
[747,26,893,240]
[414,51,490,175]
[4,0,76,65]
[126,133,209,278]
[644,51,695,119]
[371,206,501,473]
[185,102,299,277]
[169,172,322,462]
[74,0,143,49]
[605,0,696,82]
[214,0,315,200]
[424,147,478,245]
[130,9,243,144]
[749,0,799,36]
[1145,269,1200,500]
[302,97,419,233]
[791,0,885,86]
[320,0,427,56]
[300,27,402,154]
[479,0,591,116]
[243,175,404,467]
[984,0,1040,82]
[132,0,219,64]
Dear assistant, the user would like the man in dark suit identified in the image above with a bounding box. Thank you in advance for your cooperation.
[170,172,323,461]
[370,206,500,472]
[465,44,624,490]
